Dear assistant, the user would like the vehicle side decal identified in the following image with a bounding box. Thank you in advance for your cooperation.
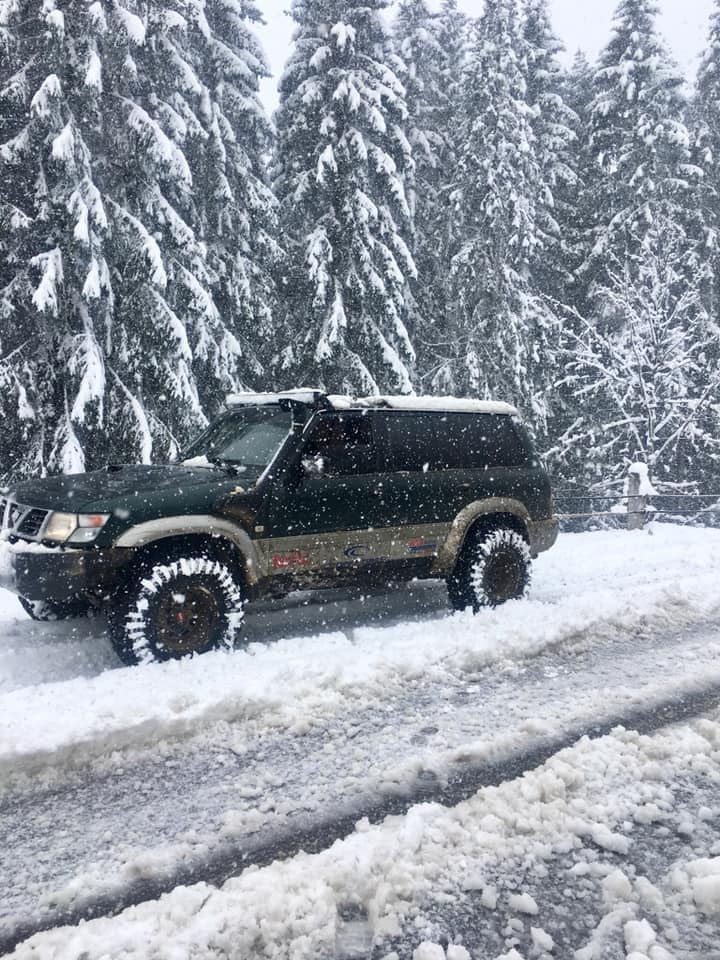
[256,523,452,576]
[407,537,438,554]
[271,551,310,569]
[344,543,371,559]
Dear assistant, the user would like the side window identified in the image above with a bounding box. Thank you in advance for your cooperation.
[381,414,471,470]
[510,418,539,465]
[469,415,530,468]
[303,414,376,476]
[381,414,437,471]
[381,413,530,471]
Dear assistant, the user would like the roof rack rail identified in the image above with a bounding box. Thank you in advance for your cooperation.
[225,389,326,408]
[225,392,518,417]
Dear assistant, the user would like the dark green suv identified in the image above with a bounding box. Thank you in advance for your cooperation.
[0,391,558,664]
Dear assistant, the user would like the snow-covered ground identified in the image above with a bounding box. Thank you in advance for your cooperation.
[3,524,720,775]
[3,524,720,955]
[13,712,720,959]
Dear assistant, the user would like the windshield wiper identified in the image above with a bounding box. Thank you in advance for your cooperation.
[207,457,255,477]
[208,457,244,475]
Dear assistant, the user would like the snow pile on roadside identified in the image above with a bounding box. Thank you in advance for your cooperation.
[2,524,720,776]
[678,857,720,916]
[14,712,720,959]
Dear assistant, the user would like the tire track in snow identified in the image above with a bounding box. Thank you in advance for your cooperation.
[3,647,720,955]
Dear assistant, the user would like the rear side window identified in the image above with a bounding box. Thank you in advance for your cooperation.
[475,415,531,467]
[381,413,529,471]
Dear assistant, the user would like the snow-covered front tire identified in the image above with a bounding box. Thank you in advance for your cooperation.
[448,527,531,611]
[109,557,245,665]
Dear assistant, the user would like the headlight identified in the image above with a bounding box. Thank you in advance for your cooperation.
[44,512,110,544]
[44,512,78,543]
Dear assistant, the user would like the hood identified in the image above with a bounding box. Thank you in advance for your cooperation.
[9,464,240,514]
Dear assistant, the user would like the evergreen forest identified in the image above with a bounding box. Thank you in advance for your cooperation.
[1,0,720,494]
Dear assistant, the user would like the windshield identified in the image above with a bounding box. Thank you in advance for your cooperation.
[181,406,291,475]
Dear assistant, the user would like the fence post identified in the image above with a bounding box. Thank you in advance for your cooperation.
[627,467,646,531]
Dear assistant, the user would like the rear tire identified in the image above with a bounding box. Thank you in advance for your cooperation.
[448,527,531,612]
[109,556,245,665]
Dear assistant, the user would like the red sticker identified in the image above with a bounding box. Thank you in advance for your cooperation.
[272,551,309,569]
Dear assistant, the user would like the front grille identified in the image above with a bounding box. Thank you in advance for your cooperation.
[1,499,49,540]
[18,508,49,538]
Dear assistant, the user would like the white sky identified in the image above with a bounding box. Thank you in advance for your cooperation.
[257,0,715,111]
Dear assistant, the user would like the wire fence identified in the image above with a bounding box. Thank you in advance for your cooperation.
[553,477,720,532]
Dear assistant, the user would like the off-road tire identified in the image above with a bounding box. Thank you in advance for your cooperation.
[448,527,531,612]
[19,595,91,622]
[109,556,245,666]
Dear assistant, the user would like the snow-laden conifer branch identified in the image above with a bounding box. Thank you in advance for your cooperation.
[0,0,278,477]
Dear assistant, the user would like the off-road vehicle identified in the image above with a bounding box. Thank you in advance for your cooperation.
[0,391,558,664]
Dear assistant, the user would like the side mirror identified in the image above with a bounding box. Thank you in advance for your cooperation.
[301,454,325,479]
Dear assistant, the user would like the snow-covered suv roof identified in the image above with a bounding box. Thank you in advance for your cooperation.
[225,389,324,407]
[225,390,518,417]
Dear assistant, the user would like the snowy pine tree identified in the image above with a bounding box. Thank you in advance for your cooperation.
[521,0,577,306]
[447,2,558,426]
[394,0,467,392]
[274,0,416,395]
[99,3,214,466]
[543,49,599,476]
[0,0,113,475]
[583,0,696,306]
[436,0,469,126]
[393,0,443,346]
[694,0,720,323]
[434,0,469,275]
[89,0,279,463]
[0,0,278,478]
[183,0,280,399]
[559,49,595,311]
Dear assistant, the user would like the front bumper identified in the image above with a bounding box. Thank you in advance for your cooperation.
[528,516,560,557]
[0,540,127,603]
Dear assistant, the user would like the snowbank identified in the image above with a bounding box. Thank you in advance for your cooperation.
[2,524,720,777]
